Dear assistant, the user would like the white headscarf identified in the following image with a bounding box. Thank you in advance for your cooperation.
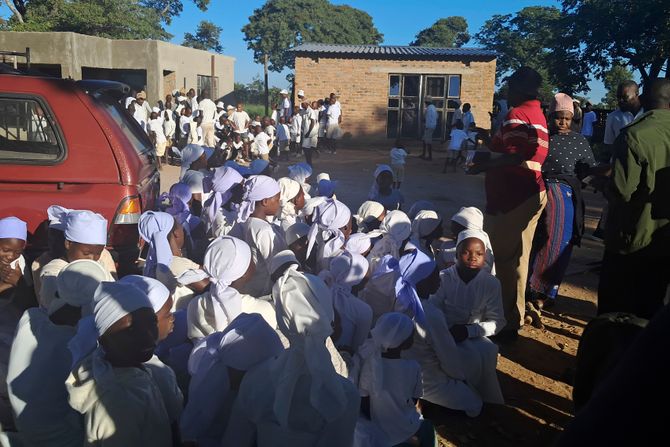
[407,200,437,221]
[319,252,369,334]
[277,177,301,221]
[64,210,107,245]
[51,259,108,316]
[138,211,174,278]
[270,250,300,278]
[236,175,280,223]
[367,210,411,266]
[301,196,327,221]
[47,205,72,231]
[457,228,488,248]
[411,210,441,242]
[284,222,310,246]
[354,201,385,232]
[451,206,484,230]
[354,312,414,392]
[271,269,349,427]
[202,166,244,230]
[180,144,205,179]
[93,281,153,337]
[118,275,170,312]
[368,164,393,199]
[287,162,312,185]
[201,236,252,329]
[345,232,372,255]
[306,198,351,259]
[181,313,284,442]
[0,216,27,240]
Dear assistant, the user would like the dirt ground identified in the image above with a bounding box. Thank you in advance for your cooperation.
[161,142,606,446]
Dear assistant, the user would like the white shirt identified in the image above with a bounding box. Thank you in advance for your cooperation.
[304,108,319,137]
[390,147,408,165]
[603,108,642,144]
[198,98,218,124]
[281,98,292,118]
[425,104,438,129]
[179,116,191,138]
[236,217,287,297]
[190,96,199,112]
[254,131,271,155]
[163,117,176,139]
[149,118,166,144]
[327,101,341,125]
[430,266,506,338]
[290,114,302,137]
[230,110,251,134]
[462,111,475,130]
[581,110,597,137]
[448,128,468,150]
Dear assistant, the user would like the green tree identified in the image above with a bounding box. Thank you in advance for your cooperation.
[410,17,470,48]
[562,0,670,82]
[476,6,590,98]
[142,0,210,25]
[183,20,223,53]
[601,64,635,108]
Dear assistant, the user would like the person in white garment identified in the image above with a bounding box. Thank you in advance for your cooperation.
[366,210,412,270]
[7,260,107,447]
[461,103,475,130]
[279,89,292,119]
[439,206,495,273]
[186,236,277,341]
[39,210,115,309]
[287,162,313,199]
[429,229,506,406]
[345,232,373,257]
[221,269,360,447]
[148,108,167,167]
[66,282,173,446]
[0,216,28,298]
[319,252,373,355]
[354,312,434,447]
[603,81,643,147]
[201,166,245,238]
[289,107,303,155]
[197,91,218,148]
[181,313,284,447]
[230,103,251,139]
[354,201,386,233]
[305,198,353,272]
[163,109,176,149]
[230,175,286,297]
[301,101,320,166]
[410,209,443,259]
[276,177,306,230]
[325,92,342,154]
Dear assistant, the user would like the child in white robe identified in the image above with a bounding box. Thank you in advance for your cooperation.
[410,209,443,259]
[7,260,107,447]
[0,217,29,298]
[287,162,313,200]
[221,269,360,447]
[305,198,353,273]
[429,229,505,405]
[276,177,306,230]
[201,166,244,238]
[439,206,495,274]
[354,201,386,233]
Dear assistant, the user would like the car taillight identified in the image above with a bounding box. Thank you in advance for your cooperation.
[113,195,142,224]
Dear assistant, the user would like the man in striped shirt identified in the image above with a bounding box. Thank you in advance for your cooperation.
[468,67,548,340]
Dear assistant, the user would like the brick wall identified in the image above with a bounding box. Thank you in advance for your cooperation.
[295,55,497,141]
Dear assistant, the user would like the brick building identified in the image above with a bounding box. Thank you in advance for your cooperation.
[292,43,497,142]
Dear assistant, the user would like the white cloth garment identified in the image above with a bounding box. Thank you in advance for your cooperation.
[221,270,359,447]
[390,147,407,165]
[284,222,310,247]
[345,233,372,256]
[318,252,373,352]
[181,313,284,447]
[354,201,385,233]
[300,196,327,222]
[64,210,108,245]
[368,165,393,200]
[277,177,301,227]
[366,210,411,271]
[50,259,109,316]
[230,110,251,134]
[40,258,115,311]
[425,104,438,129]
[448,128,468,150]
[442,209,495,274]
[149,118,166,144]
[143,354,184,424]
[306,199,352,272]
[237,175,281,224]
[201,166,244,237]
[118,275,170,313]
[198,98,217,125]
[179,144,205,179]
[254,131,271,155]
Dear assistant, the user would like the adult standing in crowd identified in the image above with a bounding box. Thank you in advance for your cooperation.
[422,98,438,161]
[598,78,670,319]
[326,92,342,155]
[468,66,548,341]
[230,103,251,139]
[280,89,292,119]
[581,102,597,143]
[198,91,218,148]
[603,81,643,149]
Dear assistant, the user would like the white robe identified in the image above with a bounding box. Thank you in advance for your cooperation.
[333,292,373,354]
[143,355,184,424]
[7,309,83,446]
[155,255,200,311]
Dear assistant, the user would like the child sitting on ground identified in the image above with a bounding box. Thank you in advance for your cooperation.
[439,206,495,273]
[389,140,409,189]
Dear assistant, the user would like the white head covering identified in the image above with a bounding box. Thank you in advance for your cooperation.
[138,211,174,278]
[271,269,348,427]
[297,89,305,97]
[284,222,310,246]
[451,206,484,230]
[280,89,289,95]
[180,144,205,179]
[181,170,206,195]
[182,313,284,442]
[395,249,435,325]
[354,312,414,392]
[93,281,153,337]
[368,164,393,199]
[457,228,488,248]
[63,210,107,245]
[202,166,244,229]
[345,232,372,255]
[316,172,330,182]
[51,259,108,316]
[152,106,161,114]
[270,250,300,277]
[277,177,301,221]
[0,216,27,241]
[306,198,351,259]
[407,200,437,221]
[411,209,441,241]
[367,210,412,264]
[236,175,281,223]
[47,205,72,231]
[201,236,252,329]
[287,163,312,184]
[301,196,327,220]
[354,201,385,232]
[216,101,225,109]
[119,275,170,313]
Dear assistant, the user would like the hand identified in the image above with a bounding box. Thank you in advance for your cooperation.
[449,324,469,343]
[0,263,22,287]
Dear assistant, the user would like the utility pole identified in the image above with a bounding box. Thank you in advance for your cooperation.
[264,53,269,116]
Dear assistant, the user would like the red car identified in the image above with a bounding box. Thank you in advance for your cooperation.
[0,73,160,275]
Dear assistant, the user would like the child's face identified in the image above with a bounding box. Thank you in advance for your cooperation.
[456,238,486,270]
[0,238,25,265]
[292,187,306,211]
[64,241,104,263]
[376,171,394,190]
[261,193,281,217]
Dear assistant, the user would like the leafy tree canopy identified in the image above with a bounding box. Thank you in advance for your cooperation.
[410,17,470,48]
[476,6,590,97]
[242,0,383,72]
[561,0,670,82]
[601,64,635,108]
[183,20,223,53]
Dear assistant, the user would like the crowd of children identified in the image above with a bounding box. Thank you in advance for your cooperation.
[0,136,508,445]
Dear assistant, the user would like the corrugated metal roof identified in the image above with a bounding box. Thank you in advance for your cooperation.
[291,43,496,58]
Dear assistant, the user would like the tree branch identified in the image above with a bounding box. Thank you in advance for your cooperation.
[4,0,23,23]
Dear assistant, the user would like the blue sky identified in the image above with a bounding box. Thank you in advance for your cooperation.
[1,0,608,100]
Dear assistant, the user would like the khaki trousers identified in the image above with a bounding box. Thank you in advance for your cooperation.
[201,122,215,147]
[485,191,547,331]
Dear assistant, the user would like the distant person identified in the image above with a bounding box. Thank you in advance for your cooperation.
[326,92,342,154]
[603,81,643,148]
[230,103,251,139]
[451,100,463,128]
[368,165,404,211]
[461,103,475,130]
[302,101,319,166]
[570,99,583,133]
[197,90,218,148]
[444,120,467,172]
[422,99,438,161]
[279,89,292,119]
[581,102,597,143]
[389,139,409,189]
[598,78,670,319]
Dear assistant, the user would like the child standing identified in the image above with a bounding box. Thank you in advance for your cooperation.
[389,140,409,189]
[276,116,290,161]
[289,107,302,156]
[444,121,467,173]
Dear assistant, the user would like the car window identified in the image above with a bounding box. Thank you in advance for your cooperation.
[0,96,65,163]
[94,94,153,158]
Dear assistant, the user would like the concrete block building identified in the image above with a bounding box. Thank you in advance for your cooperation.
[292,43,497,141]
[0,31,235,104]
